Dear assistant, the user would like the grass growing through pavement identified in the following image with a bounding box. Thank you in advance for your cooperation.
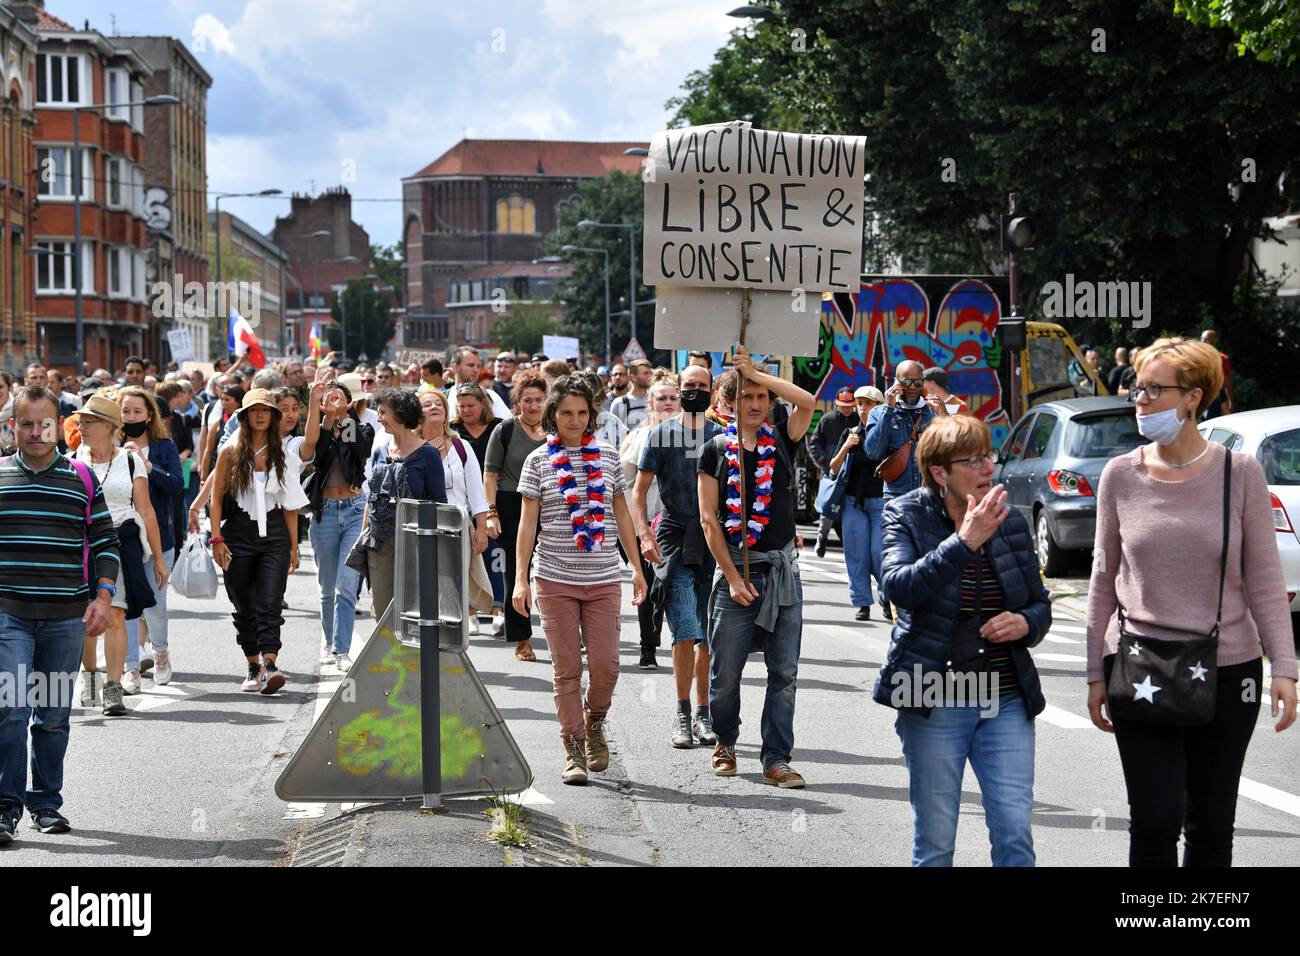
[483,784,530,849]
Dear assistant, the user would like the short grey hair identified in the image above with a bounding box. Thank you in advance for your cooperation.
[251,369,283,390]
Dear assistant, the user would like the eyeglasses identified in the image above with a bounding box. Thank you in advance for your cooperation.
[1130,382,1189,401]
[897,378,923,387]
[947,453,997,469]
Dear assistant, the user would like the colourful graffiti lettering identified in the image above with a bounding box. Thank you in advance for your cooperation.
[801,278,1011,447]
[337,630,484,781]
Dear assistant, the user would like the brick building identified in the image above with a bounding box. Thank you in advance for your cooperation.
[116,34,211,364]
[271,187,368,355]
[208,209,290,359]
[401,139,644,351]
[21,1,155,374]
[0,8,38,372]
[444,261,569,347]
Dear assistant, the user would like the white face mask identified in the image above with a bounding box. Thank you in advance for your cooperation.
[1136,405,1187,445]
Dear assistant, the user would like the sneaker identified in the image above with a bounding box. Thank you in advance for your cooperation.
[815,536,827,558]
[121,669,142,695]
[139,642,155,674]
[561,735,588,785]
[335,653,353,673]
[584,714,609,772]
[467,617,480,636]
[320,635,332,661]
[0,804,18,845]
[711,743,738,776]
[638,649,657,670]
[240,663,263,693]
[154,649,173,686]
[261,660,286,695]
[693,713,718,746]
[670,711,694,749]
[102,681,126,717]
[28,808,71,834]
[761,762,806,789]
[79,670,99,707]
[319,649,338,667]
[490,613,505,636]
[855,606,872,622]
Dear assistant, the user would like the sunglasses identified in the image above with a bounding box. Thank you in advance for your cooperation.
[361,377,376,384]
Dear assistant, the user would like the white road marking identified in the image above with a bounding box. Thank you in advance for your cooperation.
[282,803,328,820]
[1239,778,1300,819]
[1050,622,1087,633]
[1042,633,1079,644]
[130,682,190,713]
[313,676,346,722]
[509,785,554,806]
[1036,704,1094,729]
[1033,652,1086,663]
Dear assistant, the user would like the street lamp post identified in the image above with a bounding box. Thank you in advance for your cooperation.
[562,244,611,365]
[578,220,638,347]
[72,94,178,373]
[214,188,282,284]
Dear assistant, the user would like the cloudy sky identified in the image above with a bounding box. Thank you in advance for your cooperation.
[48,0,741,245]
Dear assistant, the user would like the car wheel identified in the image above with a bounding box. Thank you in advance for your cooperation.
[1036,510,1066,577]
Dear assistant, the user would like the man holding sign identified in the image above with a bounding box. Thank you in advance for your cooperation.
[697,345,815,787]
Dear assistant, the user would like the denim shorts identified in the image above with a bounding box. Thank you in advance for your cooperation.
[664,563,710,645]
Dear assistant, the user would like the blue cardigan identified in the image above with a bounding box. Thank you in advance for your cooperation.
[143,437,183,554]
[873,485,1052,717]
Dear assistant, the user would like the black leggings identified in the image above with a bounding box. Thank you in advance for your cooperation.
[496,490,536,642]
[222,507,290,659]
[1106,655,1263,867]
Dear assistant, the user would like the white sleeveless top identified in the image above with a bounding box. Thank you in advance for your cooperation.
[77,446,151,559]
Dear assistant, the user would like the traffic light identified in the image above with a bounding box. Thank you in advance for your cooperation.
[1000,211,1036,253]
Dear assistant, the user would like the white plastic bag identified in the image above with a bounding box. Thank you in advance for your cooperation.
[170,534,219,599]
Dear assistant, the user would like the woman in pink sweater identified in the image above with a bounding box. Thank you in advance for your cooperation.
[1086,338,1297,867]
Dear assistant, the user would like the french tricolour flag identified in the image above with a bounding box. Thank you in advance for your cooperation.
[227,309,266,368]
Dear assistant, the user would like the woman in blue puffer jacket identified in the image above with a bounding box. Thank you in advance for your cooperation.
[874,415,1051,867]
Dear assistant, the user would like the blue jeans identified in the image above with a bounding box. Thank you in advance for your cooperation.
[309,496,365,654]
[664,563,710,645]
[894,693,1036,867]
[0,613,86,815]
[842,496,884,608]
[125,547,175,659]
[707,569,803,771]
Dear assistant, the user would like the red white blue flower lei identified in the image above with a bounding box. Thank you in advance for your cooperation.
[724,419,775,548]
[546,432,606,551]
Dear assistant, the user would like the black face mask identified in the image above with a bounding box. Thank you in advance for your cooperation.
[122,420,149,439]
[680,388,711,413]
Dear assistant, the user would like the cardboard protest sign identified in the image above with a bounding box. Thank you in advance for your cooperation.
[542,334,580,360]
[644,121,866,294]
[654,286,821,356]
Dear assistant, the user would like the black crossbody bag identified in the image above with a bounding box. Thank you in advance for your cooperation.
[1106,451,1231,727]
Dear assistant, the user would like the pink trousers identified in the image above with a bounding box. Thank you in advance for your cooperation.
[535,577,623,740]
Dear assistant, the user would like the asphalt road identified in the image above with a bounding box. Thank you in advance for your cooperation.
[3,529,1297,867]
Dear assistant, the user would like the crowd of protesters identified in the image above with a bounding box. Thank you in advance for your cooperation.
[0,335,1294,869]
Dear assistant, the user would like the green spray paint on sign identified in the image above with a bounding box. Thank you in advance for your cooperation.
[336,629,484,781]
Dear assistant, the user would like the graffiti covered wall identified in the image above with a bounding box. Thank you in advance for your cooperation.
[794,277,1012,447]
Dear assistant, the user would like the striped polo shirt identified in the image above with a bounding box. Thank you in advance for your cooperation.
[0,451,120,619]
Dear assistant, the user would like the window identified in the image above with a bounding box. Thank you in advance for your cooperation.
[1023,413,1058,460]
[108,246,131,298]
[130,80,144,132]
[106,157,123,206]
[134,251,146,301]
[1065,412,1144,458]
[35,241,84,293]
[36,53,85,106]
[105,69,129,120]
[1259,430,1300,485]
[132,165,144,217]
[495,194,536,234]
[1000,415,1035,462]
[36,147,93,200]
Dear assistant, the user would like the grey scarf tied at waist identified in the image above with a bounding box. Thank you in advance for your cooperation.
[715,540,799,632]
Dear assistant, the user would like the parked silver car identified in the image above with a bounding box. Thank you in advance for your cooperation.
[995,397,1144,575]
[1200,406,1300,641]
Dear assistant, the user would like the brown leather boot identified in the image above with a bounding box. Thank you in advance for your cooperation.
[562,734,588,785]
[584,713,609,772]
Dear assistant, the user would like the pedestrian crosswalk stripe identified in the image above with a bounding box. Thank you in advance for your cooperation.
[1042,634,1079,644]
[1036,704,1093,729]
[1239,778,1300,819]
[1050,623,1087,633]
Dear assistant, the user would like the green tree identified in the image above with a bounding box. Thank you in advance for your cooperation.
[1175,0,1300,65]
[669,0,1300,399]
[545,171,671,366]
[369,241,405,309]
[491,301,559,356]
[325,279,395,362]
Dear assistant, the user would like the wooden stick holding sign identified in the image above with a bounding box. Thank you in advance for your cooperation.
[736,288,753,582]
